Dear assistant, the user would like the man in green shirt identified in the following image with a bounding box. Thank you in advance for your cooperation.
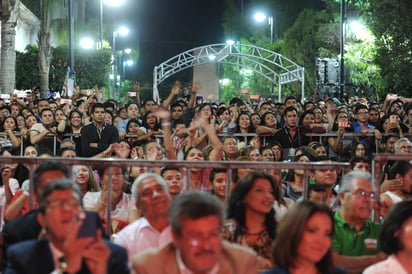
[333,171,387,274]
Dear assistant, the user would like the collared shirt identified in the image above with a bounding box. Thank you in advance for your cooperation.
[175,249,219,274]
[49,241,65,273]
[113,217,172,259]
[116,118,129,132]
[333,211,381,256]
[363,254,408,274]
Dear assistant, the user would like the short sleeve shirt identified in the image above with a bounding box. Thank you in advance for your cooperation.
[82,191,136,223]
[333,211,381,256]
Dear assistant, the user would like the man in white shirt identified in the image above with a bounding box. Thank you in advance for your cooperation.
[113,172,172,258]
[131,191,259,274]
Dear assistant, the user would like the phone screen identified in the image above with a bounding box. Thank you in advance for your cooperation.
[338,121,348,128]
[77,212,97,239]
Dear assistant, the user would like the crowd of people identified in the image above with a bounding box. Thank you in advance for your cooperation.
[0,81,411,273]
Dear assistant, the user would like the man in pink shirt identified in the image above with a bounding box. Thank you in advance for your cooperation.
[113,172,172,258]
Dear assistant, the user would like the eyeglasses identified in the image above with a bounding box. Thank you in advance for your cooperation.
[357,112,369,115]
[399,145,412,151]
[347,190,376,200]
[184,231,221,247]
[46,198,81,210]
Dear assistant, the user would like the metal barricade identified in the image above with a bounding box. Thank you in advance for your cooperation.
[0,156,350,235]
[2,152,410,234]
[0,132,24,156]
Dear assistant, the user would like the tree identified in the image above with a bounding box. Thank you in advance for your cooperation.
[15,45,40,88]
[0,0,20,94]
[281,9,322,99]
[16,45,112,94]
[366,0,412,95]
[38,0,52,98]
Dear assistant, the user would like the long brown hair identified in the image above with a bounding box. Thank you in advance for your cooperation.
[273,200,334,273]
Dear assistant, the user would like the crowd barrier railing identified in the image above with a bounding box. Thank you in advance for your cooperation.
[1,156,349,235]
[2,152,411,234]
[0,132,24,156]
[41,131,412,157]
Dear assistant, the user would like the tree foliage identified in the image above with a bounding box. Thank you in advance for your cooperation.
[365,0,412,95]
[281,9,322,99]
[16,45,40,89]
[16,45,112,92]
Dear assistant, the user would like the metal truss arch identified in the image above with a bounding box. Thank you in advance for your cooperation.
[153,43,305,102]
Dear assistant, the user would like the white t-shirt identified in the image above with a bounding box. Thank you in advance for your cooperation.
[82,191,136,223]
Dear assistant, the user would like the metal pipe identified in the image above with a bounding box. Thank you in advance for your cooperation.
[339,0,345,100]
[99,0,103,49]
[68,0,75,77]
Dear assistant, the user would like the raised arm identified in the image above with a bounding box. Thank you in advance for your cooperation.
[162,81,181,109]
[202,119,223,161]
[155,108,177,160]
[187,82,199,109]
[332,252,386,274]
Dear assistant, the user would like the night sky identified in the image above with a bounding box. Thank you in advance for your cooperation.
[110,0,224,84]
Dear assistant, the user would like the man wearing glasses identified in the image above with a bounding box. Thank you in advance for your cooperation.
[394,137,412,154]
[131,191,258,274]
[332,171,386,273]
[5,179,129,274]
[352,104,382,158]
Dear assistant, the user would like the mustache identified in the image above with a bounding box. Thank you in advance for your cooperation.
[194,250,215,257]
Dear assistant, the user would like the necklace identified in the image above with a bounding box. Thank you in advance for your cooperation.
[245,228,266,236]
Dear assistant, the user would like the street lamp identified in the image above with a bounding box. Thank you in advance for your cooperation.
[254,12,275,99]
[99,0,127,49]
[121,48,133,91]
[112,26,130,99]
[254,12,274,43]
[79,37,95,49]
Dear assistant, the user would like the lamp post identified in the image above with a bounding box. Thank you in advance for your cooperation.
[99,0,127,49]
[68,0,75,97]
[254,12,275,100]
[122,59,134,89]
[254,12,274,44]
[339,0,346,101]
[99,0,103,49]
[112,26,129,100]
[121,48,133,91]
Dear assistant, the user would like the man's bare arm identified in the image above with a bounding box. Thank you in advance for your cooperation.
[333,252,386,274]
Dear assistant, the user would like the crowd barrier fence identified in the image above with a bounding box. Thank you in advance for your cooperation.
[0,152,411,234]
